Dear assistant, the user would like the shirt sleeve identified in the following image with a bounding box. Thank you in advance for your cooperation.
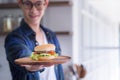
[4,33,32,73]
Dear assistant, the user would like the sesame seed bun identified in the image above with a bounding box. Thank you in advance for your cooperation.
[34,44,55,52]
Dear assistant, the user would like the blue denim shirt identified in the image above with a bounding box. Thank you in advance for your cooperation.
[4,20,64,80]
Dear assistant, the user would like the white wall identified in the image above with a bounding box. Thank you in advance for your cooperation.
[72,0,120,80]
[0,36,12,80]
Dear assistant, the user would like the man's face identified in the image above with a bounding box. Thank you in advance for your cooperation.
[18,0,48,25]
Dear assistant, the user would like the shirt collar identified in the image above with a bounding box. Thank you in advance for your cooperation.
[20,19,36,36]
[20,19,50,37]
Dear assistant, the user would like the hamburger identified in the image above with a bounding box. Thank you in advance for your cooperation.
[30,44,58,60]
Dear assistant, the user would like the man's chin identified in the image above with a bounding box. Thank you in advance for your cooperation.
[25,18,40,25]
[30,20,40,25]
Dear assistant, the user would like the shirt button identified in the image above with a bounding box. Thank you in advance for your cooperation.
[36,42,39,45]
[46,32,49,34]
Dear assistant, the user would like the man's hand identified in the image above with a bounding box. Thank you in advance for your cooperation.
[21,65,44,72]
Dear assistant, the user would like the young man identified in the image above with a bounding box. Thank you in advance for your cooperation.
[4,0,64,80]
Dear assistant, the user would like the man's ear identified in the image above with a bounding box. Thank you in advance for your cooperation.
[44,0,49,8]
[17,0,22,8]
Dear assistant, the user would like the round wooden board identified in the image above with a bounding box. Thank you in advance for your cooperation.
[15,56,71,66]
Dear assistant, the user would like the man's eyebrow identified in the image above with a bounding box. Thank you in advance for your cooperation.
[22,0,30,2]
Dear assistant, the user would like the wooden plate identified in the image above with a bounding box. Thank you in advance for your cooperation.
[15,56,71,66]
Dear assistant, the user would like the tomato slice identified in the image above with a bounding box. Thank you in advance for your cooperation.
[33,52,37,54]
[48,51,55,55]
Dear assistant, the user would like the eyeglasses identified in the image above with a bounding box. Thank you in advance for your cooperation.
[22,1,45,10]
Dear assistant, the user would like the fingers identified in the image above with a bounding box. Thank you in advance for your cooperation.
[21,65,44,71]
[21,65,31,67]
[45,64,53,67]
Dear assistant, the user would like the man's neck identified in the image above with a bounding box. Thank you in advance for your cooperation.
[24,19,41,33]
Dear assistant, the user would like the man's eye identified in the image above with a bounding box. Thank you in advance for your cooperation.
[24,2,31,6]
[36,3,41,6]
[25,3,31,6]
[35,1,42,6]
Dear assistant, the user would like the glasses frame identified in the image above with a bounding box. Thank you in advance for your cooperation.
[22,1,45,10]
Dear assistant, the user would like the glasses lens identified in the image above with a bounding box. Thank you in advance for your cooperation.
[22,1,45,10]
[22,1,32,9]
[35,1,44,10]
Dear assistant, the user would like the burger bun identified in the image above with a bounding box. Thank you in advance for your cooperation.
[34,44,55,52]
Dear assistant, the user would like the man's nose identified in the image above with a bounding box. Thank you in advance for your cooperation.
[31,5,38,12]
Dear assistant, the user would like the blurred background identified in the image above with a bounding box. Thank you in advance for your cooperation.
[0,0,120,80]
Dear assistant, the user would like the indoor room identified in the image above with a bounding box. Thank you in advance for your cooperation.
[0,0,120,80]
